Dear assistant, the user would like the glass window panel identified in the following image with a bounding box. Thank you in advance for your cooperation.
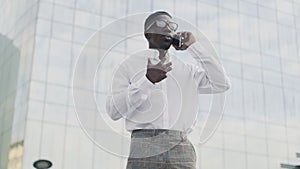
[223,60,242,77]
[278,11,294,27]
[38,1,53,20]
[175,0,196,25]
[278,26,298,61]
[46,84,69,104]
[198,0,219,6]
[239,1,258,17]
[259,19,279,56]
[76,0,101,14]
[32,36,49,81]
[264,85,285,125]
[263,69,282,86]
[101,0,126,18]
[221,116,245,135]
[268,157,287,169]
[284,89,300,128]
[282,74,300,90]
[258,0,277,9]
[246,137,267,154]
[219,0,238,11]
[197,3,219,42]
[36,19,52,37]
[43,103,67,124]
[294,2,300,16]
[40,123,65,168]
[74,10,100,29]
[224,151,246,169]
[53,5,73,24]
[22,120,42,168]
[295,12,300,29]
[224,133,245,151]
[240,14,260,51]
[153,0,175,14]
[241,49,261,67]
[55,0,75,8]
[287,145,300,164]
[128,0,151,14]
[27,100,44,121]
[286,128,300,144]
[63,127,94,169]
[219,8,240,47]
[277,0,293,14]
[281,59,300,76]
[245,119,266,138]
[243,65,262,82]
[52,22,72,41]
[243,80,265,120]
[223,77,243,117]
[220,44,241,62]
[267,140,288,158]
[267,124,287,141]
[73,26,96,44]
[261,54,281,72]
[200,147,224,169]
[202,131,223,149]
[93,139,124,168]
[29,81,45,100]
[258,6,277,22]
[66,107,80,126]
[247,154,268,169]
[48,39,71,85]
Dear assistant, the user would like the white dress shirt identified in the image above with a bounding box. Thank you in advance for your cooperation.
[106,41,231,134]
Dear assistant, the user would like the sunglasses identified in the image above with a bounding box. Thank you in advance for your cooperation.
[146,20,178,32]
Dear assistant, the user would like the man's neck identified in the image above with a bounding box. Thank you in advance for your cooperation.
[157,49,168,60]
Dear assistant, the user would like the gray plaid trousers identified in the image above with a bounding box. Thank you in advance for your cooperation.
[126,129,197,169]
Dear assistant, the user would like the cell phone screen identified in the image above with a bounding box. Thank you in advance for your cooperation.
[172,34,182,47]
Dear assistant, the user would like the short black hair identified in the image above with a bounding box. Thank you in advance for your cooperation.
[144,11,172,32]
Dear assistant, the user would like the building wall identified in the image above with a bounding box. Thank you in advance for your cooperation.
[0,0,38,169]
[1,0,300,169]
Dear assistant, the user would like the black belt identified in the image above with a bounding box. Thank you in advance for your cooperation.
[131,129,185,137]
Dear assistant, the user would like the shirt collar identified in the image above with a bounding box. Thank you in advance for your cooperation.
[148,48,172,63]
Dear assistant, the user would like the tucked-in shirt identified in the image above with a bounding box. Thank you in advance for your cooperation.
[105,41,231,134]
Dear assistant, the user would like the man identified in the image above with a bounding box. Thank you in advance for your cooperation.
[106,11,231,169]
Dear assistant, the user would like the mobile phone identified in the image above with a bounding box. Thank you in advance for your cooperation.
[172,34,182,48]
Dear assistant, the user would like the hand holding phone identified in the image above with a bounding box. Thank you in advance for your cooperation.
[172,32,196,50]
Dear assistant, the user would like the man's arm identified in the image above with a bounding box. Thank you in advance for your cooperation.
[173,32,230,94]
[106,64,156,121]
[187,41,231,94]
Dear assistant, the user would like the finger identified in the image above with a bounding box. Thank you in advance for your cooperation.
[160,57,167,62]
[157,59,165,66]
[163,62,172,67]
[148,58,152,64]
[164,66,172,72]
[184,32,188,38]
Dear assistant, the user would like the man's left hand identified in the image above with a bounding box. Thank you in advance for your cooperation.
[173,32,196,50]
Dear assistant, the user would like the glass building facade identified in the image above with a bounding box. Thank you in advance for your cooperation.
[0,0,300,168]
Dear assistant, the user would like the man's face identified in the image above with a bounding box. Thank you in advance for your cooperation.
[145,15,176,50]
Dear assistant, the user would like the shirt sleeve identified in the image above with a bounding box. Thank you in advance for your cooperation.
[106,64,157,121]
[186,41,231,94]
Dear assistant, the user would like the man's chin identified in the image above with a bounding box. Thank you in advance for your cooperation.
[149,42,172,50]
[159,43,172,50]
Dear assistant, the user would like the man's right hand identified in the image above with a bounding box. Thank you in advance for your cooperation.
[146,58,172,84]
